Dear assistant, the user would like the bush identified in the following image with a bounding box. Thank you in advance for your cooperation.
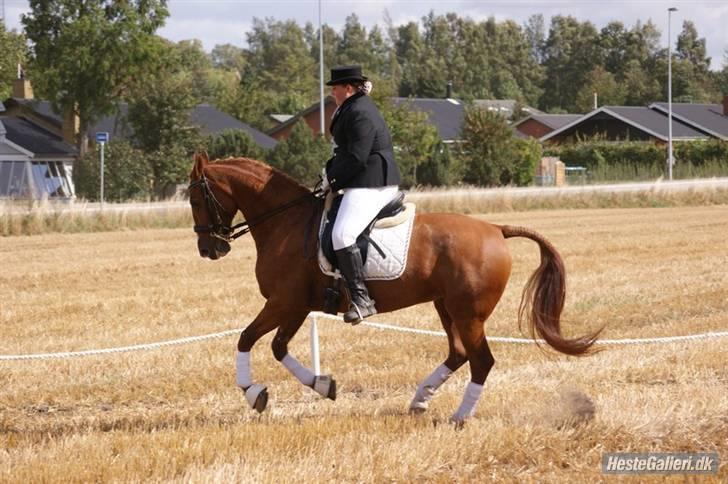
[268,121,331,187]
[381,99,441,188]
[206,129,266,161]
[459,108,540,186]
[546,140,728,182]
[73,140,152,202]
[417,142,465,187]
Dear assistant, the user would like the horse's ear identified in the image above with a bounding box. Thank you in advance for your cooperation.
[192,151,209,178]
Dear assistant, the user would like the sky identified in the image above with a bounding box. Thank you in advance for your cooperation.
[2,0,727,70]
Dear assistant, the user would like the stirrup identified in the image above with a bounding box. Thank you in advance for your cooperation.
[343,301,376,324]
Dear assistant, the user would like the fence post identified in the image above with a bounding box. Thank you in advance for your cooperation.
[310,313,321,376]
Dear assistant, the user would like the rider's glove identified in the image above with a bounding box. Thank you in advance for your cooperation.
[321,167,331,192]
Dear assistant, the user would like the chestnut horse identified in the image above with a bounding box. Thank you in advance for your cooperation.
[188,153,599,423]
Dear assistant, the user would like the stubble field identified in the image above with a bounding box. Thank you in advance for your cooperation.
[1,205,727,482]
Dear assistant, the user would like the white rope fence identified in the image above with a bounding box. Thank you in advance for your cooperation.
[1,311,727,362]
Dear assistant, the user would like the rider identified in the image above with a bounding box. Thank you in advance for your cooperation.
[322,65,402,324]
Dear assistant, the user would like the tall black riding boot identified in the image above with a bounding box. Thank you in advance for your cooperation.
[335,244,377,324]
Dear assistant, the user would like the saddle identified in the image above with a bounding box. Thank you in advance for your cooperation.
[320,191,406,271]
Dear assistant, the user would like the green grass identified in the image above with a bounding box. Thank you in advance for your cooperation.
[583,159,728,183]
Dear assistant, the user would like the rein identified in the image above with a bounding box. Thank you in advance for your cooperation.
[189,174,323,243]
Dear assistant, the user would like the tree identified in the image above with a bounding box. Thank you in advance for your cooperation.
[22,0,169,155]
[524,14,546,63]
[207,130,265,161]
[621,60,661,105]
[211,43,246,74]
[459,107,539,186]
[0,26,27,99]
[219,64,277,131]
[677,20,711,72]
[381,99,440,187]
[575,66,625,112]
[540,16,601,112]
[717,50,728,95]
[268,121,331,186]
[245,18,318,113]
[73,140,152,201]
[126,72,198,150]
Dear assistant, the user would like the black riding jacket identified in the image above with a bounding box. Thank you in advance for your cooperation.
[325,92,401,192]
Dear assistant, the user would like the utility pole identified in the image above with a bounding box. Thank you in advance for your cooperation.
[667,7,678,181]
[318,0,325,137]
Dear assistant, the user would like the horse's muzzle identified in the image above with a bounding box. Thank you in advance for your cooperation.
[198,238,231,260]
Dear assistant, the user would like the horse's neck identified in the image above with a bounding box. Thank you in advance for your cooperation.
[221,162,310,246]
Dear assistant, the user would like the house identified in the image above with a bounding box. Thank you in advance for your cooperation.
[539,106,709,144]
[3,98,278,151]
[268,95,542,143]
[513,114,583,139]
[1,78,277,199]
[649,98,728,141]
[267,96,338,141]
[472,99,543,119]
[1,96,78,199]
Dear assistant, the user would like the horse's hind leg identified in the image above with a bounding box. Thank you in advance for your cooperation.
[450,318,495,423]
[409,299,468,414]
[272,312,336,401]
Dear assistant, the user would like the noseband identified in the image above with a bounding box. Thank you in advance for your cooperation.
[189,174,324,243]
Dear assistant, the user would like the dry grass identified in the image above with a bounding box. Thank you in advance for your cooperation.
[1,206,727,482]
[3,183,728,236]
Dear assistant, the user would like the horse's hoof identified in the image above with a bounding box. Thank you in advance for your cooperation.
[245,383,268,413]
[313,375,337,401]
[409,406,427,416]
[448,416,466,430]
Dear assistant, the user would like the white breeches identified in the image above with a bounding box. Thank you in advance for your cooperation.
[331,185,399,250]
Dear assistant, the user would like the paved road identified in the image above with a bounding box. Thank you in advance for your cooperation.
[4,177,728,213]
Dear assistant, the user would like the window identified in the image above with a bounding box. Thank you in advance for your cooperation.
[0,161,74,199]
[0,161,30,198]
[31,161,73,198]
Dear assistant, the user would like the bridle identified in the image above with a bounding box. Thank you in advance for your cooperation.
[189,173,324,243]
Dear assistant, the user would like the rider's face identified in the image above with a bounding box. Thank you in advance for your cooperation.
[331,83,354,106]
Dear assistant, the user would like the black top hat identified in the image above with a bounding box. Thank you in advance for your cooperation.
[326,65,368,86]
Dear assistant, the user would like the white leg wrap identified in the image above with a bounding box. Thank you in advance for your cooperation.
[281,354,315,387]
[236,351,252,389]
[410,364,453,411]
[451,382,484,422]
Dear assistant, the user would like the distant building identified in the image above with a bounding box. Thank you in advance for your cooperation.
[268,95,542,143]
[513,114,582,139]
[649,99,728,141]
[0,93,77,199]
[3,98,278,151]
[540,106,709,144]
[1,78,277,199]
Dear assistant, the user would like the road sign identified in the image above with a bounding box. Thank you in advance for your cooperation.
[95,132,109,143]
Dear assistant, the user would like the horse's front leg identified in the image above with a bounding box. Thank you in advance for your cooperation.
[272,314,337,401]
[236,301,301,413]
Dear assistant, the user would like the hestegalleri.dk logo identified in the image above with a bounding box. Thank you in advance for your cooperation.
[602,452,719,474]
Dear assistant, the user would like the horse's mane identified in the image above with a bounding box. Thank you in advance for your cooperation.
[209,156,310,195]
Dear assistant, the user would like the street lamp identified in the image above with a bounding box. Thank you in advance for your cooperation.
[318,0,325,136]
[667,7,678,181]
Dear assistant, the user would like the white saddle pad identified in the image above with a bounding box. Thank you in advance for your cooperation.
[318,202,416,281]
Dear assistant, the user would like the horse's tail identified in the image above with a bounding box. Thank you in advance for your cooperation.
[499,225,601,356]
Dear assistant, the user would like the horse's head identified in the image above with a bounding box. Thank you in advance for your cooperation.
[188,152,236,260]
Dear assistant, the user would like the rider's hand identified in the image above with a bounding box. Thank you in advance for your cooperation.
[321,168,330,192]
